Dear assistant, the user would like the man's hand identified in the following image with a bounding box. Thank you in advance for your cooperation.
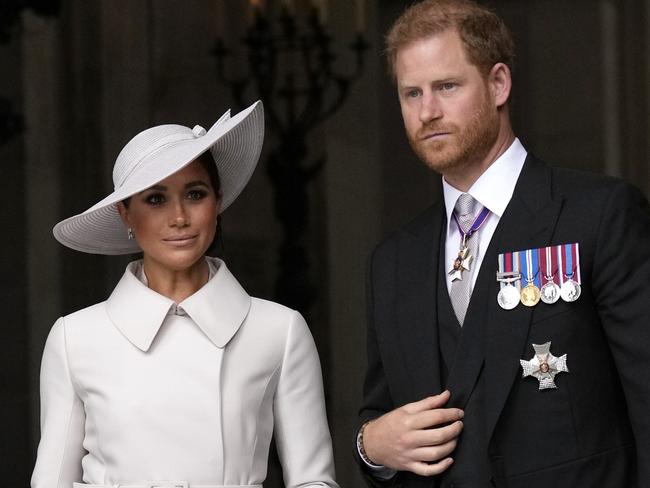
[363,390,464,476]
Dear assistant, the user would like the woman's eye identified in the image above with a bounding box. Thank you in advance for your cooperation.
[145,193,165,205]
[187,189,208,201]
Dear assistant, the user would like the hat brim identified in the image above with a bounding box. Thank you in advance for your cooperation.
[53,101,264,255]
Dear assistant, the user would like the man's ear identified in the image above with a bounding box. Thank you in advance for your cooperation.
[488,62,512,108]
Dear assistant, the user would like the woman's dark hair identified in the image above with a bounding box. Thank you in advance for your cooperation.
[196,150,224,256]
[195,149,222,195]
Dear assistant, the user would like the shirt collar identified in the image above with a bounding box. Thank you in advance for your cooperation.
[442,138,527,229]
[106,257,251,351]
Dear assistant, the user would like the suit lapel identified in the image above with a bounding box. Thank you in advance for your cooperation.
[397,205,445,400]
[484,156,565,439]
[391,156,563,417]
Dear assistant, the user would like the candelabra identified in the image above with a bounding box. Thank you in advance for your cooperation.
[212,3,368,316]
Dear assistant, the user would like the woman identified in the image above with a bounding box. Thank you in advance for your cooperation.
[31,101,338,488]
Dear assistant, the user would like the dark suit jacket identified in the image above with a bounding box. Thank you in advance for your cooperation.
[357,156,650,488]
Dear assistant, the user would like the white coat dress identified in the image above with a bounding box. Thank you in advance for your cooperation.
[31,257,338,488]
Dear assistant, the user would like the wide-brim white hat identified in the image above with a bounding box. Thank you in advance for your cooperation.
[53,100,264,255]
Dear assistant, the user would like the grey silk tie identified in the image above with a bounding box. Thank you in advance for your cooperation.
[449,193,480,326]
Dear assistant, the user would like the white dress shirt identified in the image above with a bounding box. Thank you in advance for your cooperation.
[443,138,527,293]
[32,257,338,488]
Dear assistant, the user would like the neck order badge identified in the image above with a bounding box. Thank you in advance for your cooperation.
[448,203,491,282]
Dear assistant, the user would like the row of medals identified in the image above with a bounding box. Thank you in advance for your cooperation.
[496,271,581,310]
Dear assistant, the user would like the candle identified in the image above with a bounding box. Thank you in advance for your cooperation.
[355,0,365,33]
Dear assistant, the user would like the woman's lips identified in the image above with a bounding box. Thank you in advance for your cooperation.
[163,234,198,247]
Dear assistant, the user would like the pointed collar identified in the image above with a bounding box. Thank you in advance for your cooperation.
[106,257,251,351]
[442,138,527,231]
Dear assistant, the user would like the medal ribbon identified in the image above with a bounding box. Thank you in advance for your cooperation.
[556,244,565,286]
[563,243,581,284]
[575,243,581,284]
[540,247,548,281]
[519,249,541,288]
[498,253,505,290]
[539,246,558,283]
[512,251,521,290]
[497,252,517,289]
[531,248,541,287]
[452,205,491,243]
[564,243,573,278]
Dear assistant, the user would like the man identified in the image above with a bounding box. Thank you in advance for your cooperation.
[355,1,650,487]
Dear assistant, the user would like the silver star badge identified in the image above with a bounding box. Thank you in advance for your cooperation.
[448,246,473,282]
[520,341,568,390]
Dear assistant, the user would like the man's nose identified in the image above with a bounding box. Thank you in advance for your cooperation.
[419,93,443,123]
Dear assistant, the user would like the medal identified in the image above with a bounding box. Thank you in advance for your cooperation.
[448,203,491,282]
[448,239,473,282]
[520,249,541,307]
[497,283,520,310]
[539,246,560,304]
[498,243,581,309]
[540,280,561,304]
[560,279,581,302]
[496,252,522,310]
[559,243,582,303]
[521,283,541,306]
[520,341,569,390]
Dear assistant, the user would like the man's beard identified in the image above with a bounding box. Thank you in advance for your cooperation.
[407,98,500,177]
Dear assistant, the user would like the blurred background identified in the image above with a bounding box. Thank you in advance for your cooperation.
[1,0,648,486]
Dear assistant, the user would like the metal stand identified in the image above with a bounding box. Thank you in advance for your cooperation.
[213,4,368,315]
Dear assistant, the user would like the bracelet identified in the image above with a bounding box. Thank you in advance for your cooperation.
[357,420,382,467]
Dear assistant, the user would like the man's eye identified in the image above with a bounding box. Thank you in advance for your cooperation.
[440,82,457,91]
[406,90,420,98]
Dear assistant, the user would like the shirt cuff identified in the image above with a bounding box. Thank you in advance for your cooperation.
[356,425,397,480]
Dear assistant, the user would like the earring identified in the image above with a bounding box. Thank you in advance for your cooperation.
[127,228,134,240]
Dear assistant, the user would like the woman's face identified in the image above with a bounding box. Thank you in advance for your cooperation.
[117,159,221,273]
